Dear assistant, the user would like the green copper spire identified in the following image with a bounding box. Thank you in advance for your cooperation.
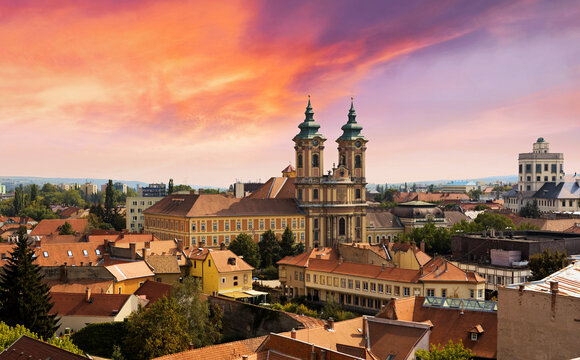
[294,95,326,141]
[338,97,366,141]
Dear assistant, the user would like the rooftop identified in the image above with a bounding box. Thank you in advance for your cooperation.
[30,219,88,236]
[105,261,154,281]
[505,261,580,297]
[0,335,87,360]
[50,292,132,317]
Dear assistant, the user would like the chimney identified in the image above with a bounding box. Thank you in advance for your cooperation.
[420,240,425,253]
[129,243,136,260]
[419,266,423,276]
[85,287,92,303]
[291,328,297,339]
[189,343,194,350]
[177,239,184,252]
[381,263,386,271]
[142,248,147,262]
[444,260,448,272]
[327,317,335,330]
[362,316,368,339]
[60,264,68,283]
[550,281,559,294]
[220,242,226,251]
[145,241,151,249]
[35,238,41,248]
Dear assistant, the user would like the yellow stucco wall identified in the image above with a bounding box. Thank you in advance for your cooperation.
[115,276,154,294]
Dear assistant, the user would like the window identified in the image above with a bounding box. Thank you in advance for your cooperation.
[300,219,305,228]
[208,260,211,267]
[221,277,226,284]
[225,222,230,230]
[294,271,298,280]
[314,218,319,229]
[471,333,478,341]
[201,236,206,245]
[312,154,319,167]
[356,189,361,199]
[260,220,264,229]
[470,290,475,298]
[192,223,197,231]
[299,272,304,281]
[293,220,297,228]
[519,164,522,173]
[441,289,447,298]
[225,235,230,244]
[130,208,135,213]
[403,287,410,296]
[95,249,101,255]
[536,176,540,181]
[327,276,331,285]
[201,222,206,231]
[394,286,400,296]
[213,236,217,245]
[363,282,368,291]
[313,189,319,200]
[313,275,317,283]
[544,163,548,171]
[340,154,346,166]
[237,221,242,230]
[118,287,122,294]
[282,220,286,228]
[320,276,325,285]
[339,218,346,236]
[386,285,391,294]
[355,280,360,290]
[334,277,339,287]
[271,220,275,229]
[427,289,435,297]
[234,281,238,286]
[132,201,137,206]
[306,274,311,282]
[213,222,217,231]
[43,251,49,258]
[551,164,557,173]
[248,221,253,230]
[300,232,305,241]
[355,155,361,168]
[191,236,196,245]
[478,289,483,298]
[544,176,548,181]
[348,279,353,289]
[370,283,376,292]
[525,164,532,173]
[67,250,73,257]
[297,154,303,168]
[536,164,542,173]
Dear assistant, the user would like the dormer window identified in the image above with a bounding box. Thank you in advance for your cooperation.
[95,249,101,255]
[471,333,478,341]
[67,250,73,257]
[83,250,89,256]
[43,251,49,258]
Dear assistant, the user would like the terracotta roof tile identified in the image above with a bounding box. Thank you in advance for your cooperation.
[153,336,267,360]
[210,250,254,272]
[46,279,114,294]
[420,258,485,283]
[30,219,88,236]
[0,335,88,359]
[144,194,302,217]
[277,247,336,267]
[105,261,154,281]
[134,280,172,306]
[367,318,430,360]
[146,255,181,274]
[308,259,421,283]
[248,177,296,200]
[32,242,105,267]
[50,292,132,317]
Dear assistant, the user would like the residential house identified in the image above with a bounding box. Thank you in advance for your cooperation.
[105,261,155,294]
[134,280,172,307]
[50,290,140,334]
[0,335,88,359]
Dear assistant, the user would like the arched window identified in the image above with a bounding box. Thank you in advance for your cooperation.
[339,218,346,236]
[297,154,303,168]
[340,155,346,166]
[376,235,380,243]
[355,155,361,168]
[368,235,372,243]
[312,154,319,168]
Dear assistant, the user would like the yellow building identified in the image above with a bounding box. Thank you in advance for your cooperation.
[143,193,306,249]
[105,261,155,294]
[188,248,264,300]
[278,244,485,312]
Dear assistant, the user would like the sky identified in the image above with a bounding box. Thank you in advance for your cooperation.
[1,0,579,187]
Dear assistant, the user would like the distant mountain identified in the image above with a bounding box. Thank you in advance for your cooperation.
[368,175,518,191]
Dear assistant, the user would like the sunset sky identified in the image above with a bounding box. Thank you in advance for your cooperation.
[1,0,579,187]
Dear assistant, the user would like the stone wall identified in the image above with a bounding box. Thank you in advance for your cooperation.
[208,295,307,339]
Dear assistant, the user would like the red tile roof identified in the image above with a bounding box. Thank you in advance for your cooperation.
[46,279,114,294]
[367,318,430,360]
[153,336,267,360]
[420,258,485,283]
[105,261,154,281]
[248,177,296,199]
[134,280,172,306]
[0,335,87,359]
[378,297,497,359]
[277,247,337,267]
[30,219,88,236]
[210,250,254,272]
[50,292,132,317]
[308,259,421,283]
[32,242,105,266]
[144,194,302,217]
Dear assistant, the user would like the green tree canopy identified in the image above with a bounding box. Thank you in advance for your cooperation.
[400,222,451,255]
[168,179,174,194]
[172,277,222,348]
[468,189,482,201]
[259,230,282,268]
[416,339,472,360]
[0,322,83,354]
[104,180,115,223]
[0,227,59,339]
[473,212,514,231]
[280,227,296,258]
[228,233,261,269]
[173,184,193,192]
[123,297,190,359]
[529,249,569,281]
[58,221,75,235]
[519,200,541,218]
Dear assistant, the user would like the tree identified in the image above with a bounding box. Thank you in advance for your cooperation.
[295,241,306,255]
[174,184,192,192]
[111,344,125,360]
[13,185,24,214]
[519,200,541,218]
[172,277,222,348]
[123,297,190,359]
[401,222,451,255]
[468,189,482,201]
[58,221,74,235]
[228,233,260,269]
[0,322,83,354]
[428,184,435,193]
[70,321,127,358]
[404,182,408,192]
[416,339,472,360]
[0,227,58,339]
[105,180,114,223]
[528,249,569,281]
[473,212,514,231]
[30,184,38,203]
[259,230,282,268]
[280,227,296,258]
[168,179,174,194]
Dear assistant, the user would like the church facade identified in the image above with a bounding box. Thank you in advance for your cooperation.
[293,98,368,248]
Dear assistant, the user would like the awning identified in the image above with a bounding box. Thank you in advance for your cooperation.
[244,290,268,296]
[219,291,253,299]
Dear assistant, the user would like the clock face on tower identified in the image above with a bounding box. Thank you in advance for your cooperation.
[355,140,362,148]
[313,139,319,147]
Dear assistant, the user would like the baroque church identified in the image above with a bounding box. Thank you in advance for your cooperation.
[293,97,368,248]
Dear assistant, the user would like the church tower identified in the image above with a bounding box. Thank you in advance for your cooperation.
[337,98,367,181]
